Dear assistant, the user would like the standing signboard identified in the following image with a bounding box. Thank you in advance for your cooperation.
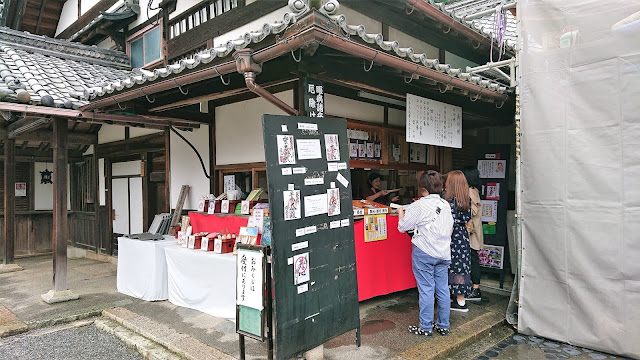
[262,114,360,360]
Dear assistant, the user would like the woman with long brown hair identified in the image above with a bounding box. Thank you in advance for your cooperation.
[445,170,472,312]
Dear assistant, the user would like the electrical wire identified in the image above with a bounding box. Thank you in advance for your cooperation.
[170,126,210,179]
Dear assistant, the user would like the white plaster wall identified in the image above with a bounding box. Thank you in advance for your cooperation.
[112,160,142,176]
[98,124,125,144]
[340,5,382,34]
[246,0,257,4]
[34,163,71,210]
[215,90,293,165]
[445,51,480,71]
[81,0,101,15]
[84,145,94,156]
[99,158,106,206]
[170,125,210,210]
[130,128,163,138]
[170,0,203,20]
[97,37,116,51]
[213,6,290,46]
[388,108,406,127]
[130,0,161,29]
[56,0,79,36]
[325,94,384,124]
[388,27,439,60]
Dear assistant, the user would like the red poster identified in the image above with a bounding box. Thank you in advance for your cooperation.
[486,182,500,200]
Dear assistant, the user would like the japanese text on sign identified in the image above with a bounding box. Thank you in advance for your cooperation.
[406,93,462,148]
[237,249,264,310]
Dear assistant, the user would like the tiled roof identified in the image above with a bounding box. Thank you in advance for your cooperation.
[435,0,517,51]
[68,2,140,42]
[0,27,132,108]
[89,0,510,102]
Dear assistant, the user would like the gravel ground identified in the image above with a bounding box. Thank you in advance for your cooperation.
[0,321,142,360]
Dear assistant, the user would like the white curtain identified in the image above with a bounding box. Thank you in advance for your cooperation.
[519,1,640,358]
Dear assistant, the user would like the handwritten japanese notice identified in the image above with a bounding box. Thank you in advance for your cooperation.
[406,93,462,148]
[236,249,264,310]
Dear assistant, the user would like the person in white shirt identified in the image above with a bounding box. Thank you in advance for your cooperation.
[398,170,454,337]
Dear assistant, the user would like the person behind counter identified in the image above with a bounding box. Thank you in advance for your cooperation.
[363,173,399,205]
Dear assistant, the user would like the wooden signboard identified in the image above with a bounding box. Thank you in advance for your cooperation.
[262,115,360,360]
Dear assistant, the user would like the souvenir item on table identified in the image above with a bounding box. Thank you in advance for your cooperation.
[246,188,264,201]
[261,216,272,246]
[181,216,191,233]
[193,232,208,250]
[237,227,259,246]
[203,233,219,251]
[352,199,391,215]
[187,235,196,249]
[177,231,187,246]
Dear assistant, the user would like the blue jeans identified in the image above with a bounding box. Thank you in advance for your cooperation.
[412,245,451,331]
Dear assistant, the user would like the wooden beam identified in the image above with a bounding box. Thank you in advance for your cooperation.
[0,102,204,128]
[7,117,51,137]
[56,0,119,39]
[164,129,171,213]
[3,139,16,264]
[52,117,68,291]
[104,157,113,255]
[35,0,47,34]
[14,129,97,144]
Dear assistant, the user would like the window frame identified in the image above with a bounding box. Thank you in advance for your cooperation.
[126,21,164,69]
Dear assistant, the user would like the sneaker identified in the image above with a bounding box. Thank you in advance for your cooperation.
[451,300,469,312]
[408,325,432,337]
[433,323,450,336]
[466,288,482,302]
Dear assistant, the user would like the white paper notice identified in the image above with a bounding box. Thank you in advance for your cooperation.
[293,167,307,174]
[341,219,350,227]
[293,252,310,285]
[406,93,462,149]
[337,162,347,170]
[304,194,328,217]
[208,201,215,214]
[296,139,322,160]
[304,225,317,235]
[296,228,305,237]
[336,173,349,188]
[236,249,263,310]
[241,201,250,215]
[304,177,324,186]
[298,123,318,130]
[253,209,264,233]
[325,134,340,161]
[288,184,295,191]
[330,220,340,229]
[292,241,309,251]
[327,163,338,172]
[281,125,288,132]
[297,283,309,294]
[480,200,499,222]
[288,257,293,265]
[281,167,293,175]
[283,190,301,221]
[327,188,340,216]
[221,200,230,213]
[477,160,507,179]
[224,175,235,192]
[277,135,296,165]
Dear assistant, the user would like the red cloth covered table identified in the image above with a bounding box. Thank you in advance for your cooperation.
[188,212,249,236]
[354,215,416,301]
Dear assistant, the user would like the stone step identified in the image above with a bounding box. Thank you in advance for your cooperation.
[103,307,236,360]
[400,310,507,360]
[95,317,184,360]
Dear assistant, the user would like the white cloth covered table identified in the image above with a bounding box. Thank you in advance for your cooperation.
[116,236,178,301]
[164,246,237,319]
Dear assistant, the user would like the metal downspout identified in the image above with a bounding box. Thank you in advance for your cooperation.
[244,72,298,116]
[506,0,522,328]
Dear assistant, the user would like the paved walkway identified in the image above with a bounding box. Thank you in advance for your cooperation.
[0,255,511,360]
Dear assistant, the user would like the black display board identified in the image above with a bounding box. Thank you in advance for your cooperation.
[474,144,511,285]
[262,115,360,360]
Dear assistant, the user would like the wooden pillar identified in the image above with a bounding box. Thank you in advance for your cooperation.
[3,139,15,264]
[42,118,78,302]
[104,157,113,255]
[93,141,100,253]
[164,128,171,212]
[142,152,149,230]
[52,118,68,291]
[208,100,216,194]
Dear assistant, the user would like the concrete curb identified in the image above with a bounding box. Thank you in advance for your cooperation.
[104,307,236,360]
[0,305,28,338]
[400,310,506,360]
[25,308,105,331]
[95,317,183,360]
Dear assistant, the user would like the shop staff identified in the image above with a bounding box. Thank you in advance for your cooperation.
[363,173,399,205]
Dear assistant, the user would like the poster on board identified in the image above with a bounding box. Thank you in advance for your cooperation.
[478,160,506,179]
[481,200,498,222]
